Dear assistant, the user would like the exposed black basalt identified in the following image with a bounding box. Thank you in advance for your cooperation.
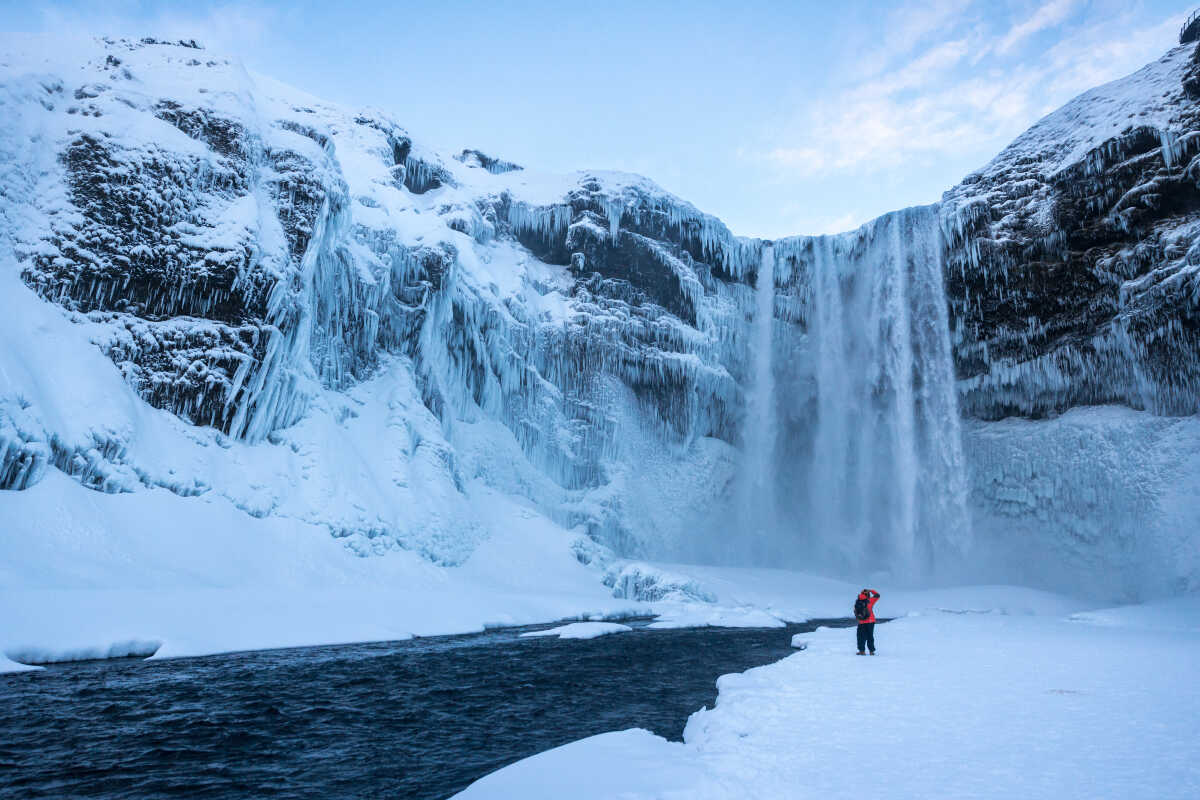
[24,133,262,324]
[154,101,247,158]
[566,213,697,325]
[943,46,1200,419]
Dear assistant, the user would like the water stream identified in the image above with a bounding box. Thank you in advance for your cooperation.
[738,243,778,561]
[804,207,970,577]
[0,619,856,800]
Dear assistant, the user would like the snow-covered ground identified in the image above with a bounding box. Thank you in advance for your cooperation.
[0,467,640,673]
[456,594,1200,800]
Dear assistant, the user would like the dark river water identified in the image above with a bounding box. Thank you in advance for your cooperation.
[0,618,855,799]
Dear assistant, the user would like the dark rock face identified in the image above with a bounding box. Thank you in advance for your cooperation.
[99,315,266,433]
[942,43,1200,420]
[20,126,271,435]
[567,214,697,325]
[30,131,257,322]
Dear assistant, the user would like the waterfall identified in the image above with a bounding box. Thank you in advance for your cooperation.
[738,244,778,559]
[805,206,970,579]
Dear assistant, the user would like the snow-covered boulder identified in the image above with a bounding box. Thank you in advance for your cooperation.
[519,622,634,640]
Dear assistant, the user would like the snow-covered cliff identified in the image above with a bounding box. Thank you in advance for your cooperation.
[1,34,1197,601]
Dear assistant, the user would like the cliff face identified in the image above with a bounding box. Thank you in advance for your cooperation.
[1,34,1197,595]
[0,35,759,566]
[940,43,1200,420]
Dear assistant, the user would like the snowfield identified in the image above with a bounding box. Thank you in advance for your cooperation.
[456,597,1200,800]
[0,465,644,671]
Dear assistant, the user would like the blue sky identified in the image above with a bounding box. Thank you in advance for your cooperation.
[2,0,1193,236]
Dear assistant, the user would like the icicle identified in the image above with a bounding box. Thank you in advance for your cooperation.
[1159,128,1182,169]
[505,200,572,245]
[602,196,624,242]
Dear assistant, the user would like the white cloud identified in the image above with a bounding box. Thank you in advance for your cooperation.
[997,0,1079,54]
[853,0,978,80]
[748,1,1182,181]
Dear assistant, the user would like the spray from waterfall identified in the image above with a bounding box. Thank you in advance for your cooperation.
[805,206,970,579]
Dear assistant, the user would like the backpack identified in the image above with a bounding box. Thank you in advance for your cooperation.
[854,596,870,621]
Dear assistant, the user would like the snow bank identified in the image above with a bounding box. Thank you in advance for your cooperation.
[648,564,1090,622]
[520,622,633,640]
[453,728,696,800]
[1068,596,1200,632]
[648,606,786,630]
[0,470,639,672]
[5,639,161,666]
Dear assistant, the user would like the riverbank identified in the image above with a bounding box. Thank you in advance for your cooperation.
[1,619,839,798]
[455,596,1200,800]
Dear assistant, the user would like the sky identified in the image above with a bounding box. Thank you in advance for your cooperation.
[1,0,1193,237]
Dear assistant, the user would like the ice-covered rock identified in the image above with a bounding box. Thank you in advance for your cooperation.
[604,563,718,604]
[941,43,1200,420]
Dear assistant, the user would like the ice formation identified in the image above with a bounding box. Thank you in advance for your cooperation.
[1,34,1198,600]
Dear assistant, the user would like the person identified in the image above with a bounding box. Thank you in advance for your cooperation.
[855,589,880,655]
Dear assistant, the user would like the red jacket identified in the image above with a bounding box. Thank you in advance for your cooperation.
[857,590,880,624]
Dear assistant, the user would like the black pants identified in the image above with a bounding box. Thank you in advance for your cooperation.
[856,622,875,653]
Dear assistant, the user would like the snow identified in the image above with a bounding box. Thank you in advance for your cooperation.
[644,564,1086,623]
[0,469,641,670]
[1067,596,1200,632]
[963,405,1200,598]
[454,728,698,800]
[456,596,1200,800]
[520,622,633,640]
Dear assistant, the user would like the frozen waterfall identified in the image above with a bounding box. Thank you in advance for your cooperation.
[737,244,779,559]
[803,206,971,578]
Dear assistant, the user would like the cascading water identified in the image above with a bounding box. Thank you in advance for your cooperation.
[804,206,970,579]
[736,244,778,560]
